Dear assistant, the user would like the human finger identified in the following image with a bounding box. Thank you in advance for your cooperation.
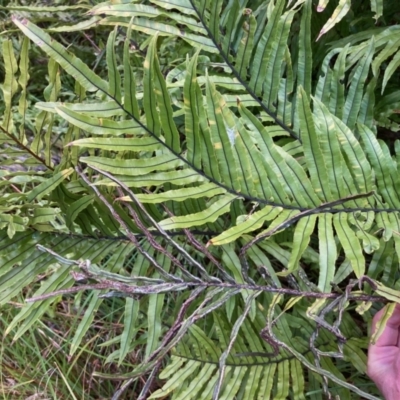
[371,303,400,347]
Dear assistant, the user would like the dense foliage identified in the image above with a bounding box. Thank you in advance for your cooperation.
[1,0,400,398]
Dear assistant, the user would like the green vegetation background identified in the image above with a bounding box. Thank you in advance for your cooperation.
[0,0,400,399]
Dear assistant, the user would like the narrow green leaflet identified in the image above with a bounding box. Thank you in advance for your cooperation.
[119,183,225,203]
[257,364,277,399]
[359,123,400,208]
[33,58,59,165]
[275,146,320,207]
[316,0,351,41]
[210,206,283,246]
[227,116,268,198]
[106,27,122,102]
[221,111,256,197]
[275,359,290,399]
[70,291,103,356]
[329,44,349,119]
[184,52,202,169]
[149,0,198,16]
[209,0,224,44]
[333,213,365,277]
[123,19,140,119]
[297,0,312,96]
[382,50,400,93]
[119,248,152,365]
[95,169,205,187]
[372,284,400,304]
[119,298,139,365]
[291,359,306,400]
[13,17,109,93]
[2,4,89,11]
[187,76,243,91]
[371,38,400,77]
[277,47,294,125]
[235,14,256,80]
[262,9,296,110]
[370,303,397,345]
[150,35,181,152]
[239,104,311,206]
[158,194,236,230]
[143,36,162,138]
[221,0,241,54]
[218,367,247,399]
[2,39,18,132]
[315,49,338,105]
[68,137,162,151]
[92,3,206,34]
[197,81,221,181]
[30,208,60,225]
[206,77,241,191]
[331,113,373,195]
[91,3,162,18]
[66,195,95,230]
[285,215,317,274]
[249,0,285,96]
[358,77,377,126]
[48,16,102,32]
[36,101,125,117]
[18,37,30,141]
[146,250,171,357]
[102,17,217,53]
[318,213,337,292]
[55,106,142,136]
[81,154,184,176]
[27,168,73,202]
[313,98,349,200]
[297,87,332,202]
[342,38,374,129]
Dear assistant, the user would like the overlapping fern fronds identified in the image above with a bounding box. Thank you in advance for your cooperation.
[1,0,400,398]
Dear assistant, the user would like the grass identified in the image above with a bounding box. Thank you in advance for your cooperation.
[0,295,157,399]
